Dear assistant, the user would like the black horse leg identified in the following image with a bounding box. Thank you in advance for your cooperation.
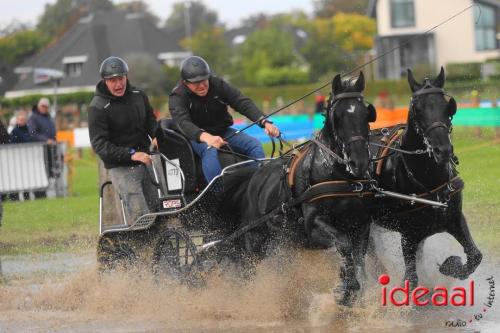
[401,235,421,289]
[351,223,371,291]
[439,212,482,280]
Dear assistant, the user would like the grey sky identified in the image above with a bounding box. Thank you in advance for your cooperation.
[0,0,314,28]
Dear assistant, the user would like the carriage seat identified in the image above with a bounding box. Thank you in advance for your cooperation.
[156,119,205,194]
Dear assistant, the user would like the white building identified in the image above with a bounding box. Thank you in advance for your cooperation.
[368,0,500,79]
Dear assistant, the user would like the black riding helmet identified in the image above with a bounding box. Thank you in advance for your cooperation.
[181,56,211,82]
[99,56,129,79]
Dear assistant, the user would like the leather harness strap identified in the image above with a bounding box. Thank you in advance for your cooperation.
[287,143,313,187]
[302,180,375,203]
[375,128,405,177]
[395,176,464,215]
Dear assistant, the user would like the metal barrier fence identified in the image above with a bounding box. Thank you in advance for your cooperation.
[0,142,68,198]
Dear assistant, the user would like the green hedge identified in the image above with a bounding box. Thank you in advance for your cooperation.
[445,62,482,81]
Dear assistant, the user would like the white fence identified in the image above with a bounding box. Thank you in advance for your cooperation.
[0,142,68,198]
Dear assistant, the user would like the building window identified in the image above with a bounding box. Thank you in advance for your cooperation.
[65,62,83,77]
[475,4,497,51]
[390,0,415,28]
[62,55,87,78]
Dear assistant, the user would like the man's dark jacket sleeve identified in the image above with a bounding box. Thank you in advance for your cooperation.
[218,79,263,122]
[88,99,131,166]
[169,93,203,141]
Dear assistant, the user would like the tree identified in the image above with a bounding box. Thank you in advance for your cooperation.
[36,0,114,39]
[164,1,219,43]
[180,24,229,75]
[0,30,50,65]
[125,53,168,97]
[300,13,375,81]
[233,25,309,85]
[313,0,370,17]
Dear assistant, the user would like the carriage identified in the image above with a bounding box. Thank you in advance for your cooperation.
[97,118,270,281]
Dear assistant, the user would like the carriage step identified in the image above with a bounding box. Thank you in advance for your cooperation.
[131,214,157,230]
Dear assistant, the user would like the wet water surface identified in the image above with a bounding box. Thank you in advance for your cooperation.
[1,231,499,333]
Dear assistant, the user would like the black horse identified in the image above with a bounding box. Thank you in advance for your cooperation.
[240,72,377,306]
[372,67,482,288]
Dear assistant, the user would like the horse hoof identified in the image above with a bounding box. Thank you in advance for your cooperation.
[439,255,467,279]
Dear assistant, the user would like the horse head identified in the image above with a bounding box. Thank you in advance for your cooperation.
[407,67,457,166]
[325,71,377,178]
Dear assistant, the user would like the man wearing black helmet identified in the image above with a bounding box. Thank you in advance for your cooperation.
[169,55,280,183]
[88,56,158,223]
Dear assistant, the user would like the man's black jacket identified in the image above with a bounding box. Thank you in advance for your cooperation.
[88,80,157,169]
[169,76,264,141]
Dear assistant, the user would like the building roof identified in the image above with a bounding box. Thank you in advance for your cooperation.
[8,10,186,97]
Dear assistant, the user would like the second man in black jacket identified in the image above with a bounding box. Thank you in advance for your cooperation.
[169,56,280,182]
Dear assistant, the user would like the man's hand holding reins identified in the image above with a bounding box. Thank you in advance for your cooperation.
[264,122,280,137]
[200,132,227,149]
[131,151,152,165]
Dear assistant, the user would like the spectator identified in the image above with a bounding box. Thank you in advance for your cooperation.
[10,110,33,143]
[28,97,56,144]
[9,110,32,200]
[28,98,57,199]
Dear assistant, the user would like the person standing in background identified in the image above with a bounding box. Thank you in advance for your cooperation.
[10,110,32,144]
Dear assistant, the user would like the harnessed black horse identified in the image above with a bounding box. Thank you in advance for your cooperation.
[371,67,482,288]
[239,72,377,306]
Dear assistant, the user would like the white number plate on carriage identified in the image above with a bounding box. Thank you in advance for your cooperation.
[166,158,182,191]
[162,199,182,209]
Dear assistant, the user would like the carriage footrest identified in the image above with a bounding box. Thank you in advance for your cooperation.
[158,195,185,211]
[131,214,157,230]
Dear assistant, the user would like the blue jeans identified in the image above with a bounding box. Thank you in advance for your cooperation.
[191,128,265,182]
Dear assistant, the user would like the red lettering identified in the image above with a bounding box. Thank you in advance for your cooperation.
[450,287,466,306]
[470,280,475,306]
[432,287,448,306]
[382,287,387,306]
[412,286,430,306]
[390,280,409,306]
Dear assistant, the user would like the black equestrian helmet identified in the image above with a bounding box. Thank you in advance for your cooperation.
[99,56,129,79]
[181,56,211,82]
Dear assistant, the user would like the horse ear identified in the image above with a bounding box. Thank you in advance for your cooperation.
[354,71,365,92]
[407,69,421,92]
[434,66,446,88]
[367,103,377,122]
[447,97,457,116]
[332,74,342,94]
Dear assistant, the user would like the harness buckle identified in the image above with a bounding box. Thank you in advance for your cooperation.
[447,182,456,192]
[281,202,288,214]
[353,182,363,192]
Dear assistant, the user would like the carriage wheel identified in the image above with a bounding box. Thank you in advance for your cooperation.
[97,233,138,271]
[151,228,202,284]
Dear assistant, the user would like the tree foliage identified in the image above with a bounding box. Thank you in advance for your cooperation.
[0,30,50,65]
[313,0,370,17]
[36,0,114,38]
[181,24,229,75]
[164,1,219,43]
[300,13,375,81]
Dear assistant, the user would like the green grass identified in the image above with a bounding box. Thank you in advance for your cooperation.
[0,149,99,255]
[1,128,499,255]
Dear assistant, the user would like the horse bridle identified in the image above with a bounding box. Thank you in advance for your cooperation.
[409,80,453,138]
[322,91,370,172]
